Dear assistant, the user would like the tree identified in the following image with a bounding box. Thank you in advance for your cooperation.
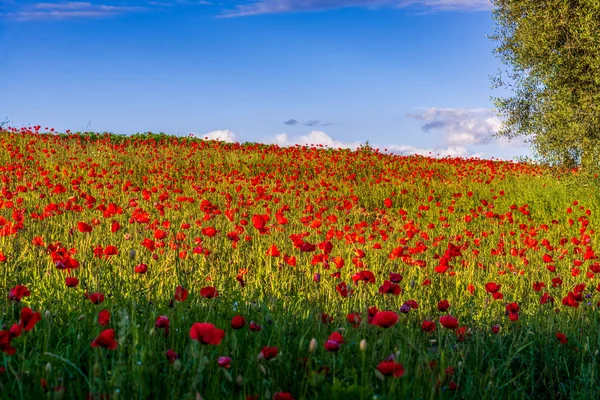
[490,0,600,170]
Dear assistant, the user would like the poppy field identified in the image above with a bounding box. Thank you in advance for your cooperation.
[2,127,600,399]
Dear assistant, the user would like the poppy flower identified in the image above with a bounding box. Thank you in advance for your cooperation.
[421,320,436,333]
[97,310,110,327]
[378,280,401,295]
[389,273,403,283]
[19,307,41,331]
[8,284,30,302]
[266,245,280,257]
[249,321,262,332]
[336,282,350,298]
[455,326,469,341]
[218,356,232,368]
[200,286,218,299]
[437,300,450,312]
[155,315,170,336]
[556,332,568,344]
[86,292,105,305]
[189,323,225,345]
[485,282,501,293]
[174,286,188,302]
[491,325,500,334]
[134,264,148,274]
[0,330,16,355]
[166,349,179,363]
[376,361,405,378]
[231,315,246,330]
[321,313,334,324]
[273,393,294,400]
[9,324,21,338]
[65,277,79,287]
[261,346,278,360]
[91,329,118,350]
[439,315,458,330]
[371,311,398,328]
[324,331,344,352]
[346,312,362,328]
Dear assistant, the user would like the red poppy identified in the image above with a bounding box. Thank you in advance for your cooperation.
[189,323,225,345]
[421,320,436,333]
[378,280,401,295]
[377,360,405,377]
[249,321,262,332]
[371,311,398,328]
[218,356,232,368]
[155,315,170,336]
[97,310,110,327]
[8,284,30,302]
[556,332,568,344]
[86,292,105,305]
[346,312,362,328]
[19,307,41,331]
[9,324,21,338]
[505,302,520,314]
[174,286,188,302]
[485,282,501,293]
[77,222,92,233]
[0,330,16,355]
[336,282,351,298]
[266,245,280,257]
[261,346,279,360]
[91,329,118,350]
[439,315,458,330]
[200,286,219,299]
[166,349,179,363]
[437,300,450,312]
[231,315,246,329]
[273,393,294,400]
[455,326,469,341]
[65,277,79,287]
[134,264,148,274]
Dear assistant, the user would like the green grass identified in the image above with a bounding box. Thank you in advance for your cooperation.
[1,129,600,399]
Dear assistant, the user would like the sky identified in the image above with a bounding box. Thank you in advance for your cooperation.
[0,0,529,159]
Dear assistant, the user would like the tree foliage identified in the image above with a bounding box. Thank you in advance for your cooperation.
[490,0,600,170]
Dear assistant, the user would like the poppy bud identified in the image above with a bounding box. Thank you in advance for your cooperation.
[259,365,267,375]
[222,370,233,382]
[45,310,52,322]
[93,362,101,377]
[374,369,385,381]
[360,339,367,352]
[45,362,52,375]
[236,375,244,386]
[173,359,182,371]
[309,338,318,353]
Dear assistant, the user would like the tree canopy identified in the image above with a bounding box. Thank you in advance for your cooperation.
[490,0,600,170]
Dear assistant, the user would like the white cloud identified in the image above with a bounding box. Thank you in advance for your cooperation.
[273,130,362,149]
[271,130,483,158]
[386,144,472,158]
[222,0,491,17]
[407,107,526,148]
[193,129,237,142]
[3,1,146,20]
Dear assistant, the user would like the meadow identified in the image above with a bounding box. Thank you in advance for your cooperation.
[1,127,600,399]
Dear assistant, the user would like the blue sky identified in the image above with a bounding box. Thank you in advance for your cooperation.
[0,0,529,159]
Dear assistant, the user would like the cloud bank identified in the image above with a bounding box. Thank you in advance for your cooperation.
[407,107,525,148]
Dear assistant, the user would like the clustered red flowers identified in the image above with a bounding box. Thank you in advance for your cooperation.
[2,129,598,398]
